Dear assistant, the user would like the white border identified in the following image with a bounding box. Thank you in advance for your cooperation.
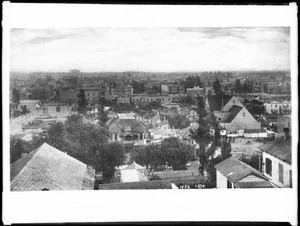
[2,3,298,224]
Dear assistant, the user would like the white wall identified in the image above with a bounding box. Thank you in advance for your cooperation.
[216,171,228,189]
[262,152,292,188]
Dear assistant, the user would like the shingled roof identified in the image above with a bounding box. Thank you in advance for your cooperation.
[206,95,232,112]
[224,105,244,123]
[10,143,95,191]
[214,157,269,183]
[258,136,291,164]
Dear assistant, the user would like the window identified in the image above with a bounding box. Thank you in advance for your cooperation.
[278,163,283,184]
[87,93,89,96]
[56,106,60,112]
[289,170,292,188]
[233,99,235,104]
[275,104,277,108]
[218,117,221,121]
[265,158,272,176]
[243,112,246,117]
[227,180,232,188]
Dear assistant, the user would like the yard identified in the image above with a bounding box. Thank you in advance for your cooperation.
[230,137,264,159]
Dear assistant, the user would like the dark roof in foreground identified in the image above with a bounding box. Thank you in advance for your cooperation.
[98,180,173,190]
[225,105,244,123]
[206,95,232,111]
[258,136,291,164]
[10,143,95,191]
[214,157,268,183]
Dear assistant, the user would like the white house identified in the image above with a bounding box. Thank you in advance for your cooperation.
[258,129,292,188]
[214,157,274,189]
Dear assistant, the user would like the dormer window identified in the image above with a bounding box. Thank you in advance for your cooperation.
[243,112,245,117]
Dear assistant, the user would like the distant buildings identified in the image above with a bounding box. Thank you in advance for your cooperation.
[161,84,185,95]
[264,100,291,114]
[39,102,71,117]
[106,112,149,144]
[10,143,95,191]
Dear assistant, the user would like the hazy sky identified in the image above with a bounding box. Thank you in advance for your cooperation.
[10,27,290,72]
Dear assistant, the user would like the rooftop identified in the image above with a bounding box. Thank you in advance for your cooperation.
[206,94,233,112]
[214,157,269,183]
[98,180,173,190]
[225,105,244,123]
[258,136,291,164]
[10,143,94,191]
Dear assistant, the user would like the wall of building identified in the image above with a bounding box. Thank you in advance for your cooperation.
[221,108,261,133]
[262,152,292,188]
[40,105,70,117]
[216,171,228,188]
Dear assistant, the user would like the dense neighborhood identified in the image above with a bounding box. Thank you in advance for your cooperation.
[9,70,292,190]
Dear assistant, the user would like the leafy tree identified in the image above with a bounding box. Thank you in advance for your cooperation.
[12,88,20,104]
[132,137,195,171]
[97,106,108,128]
[213,78,222,95]
[220,137,232,160]
[160,137,195,170]
[132,80,145,94]
[10,135,35,163]
[234,79,242,94]
[77,89,88,113]
[167,114,191,129]
[190,96,221,176]
[98,142,126,182]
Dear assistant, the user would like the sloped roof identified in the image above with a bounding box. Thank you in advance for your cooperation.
[244,129,267,133]
[206,95,232,111]
[214,157,268,183]
[225,105,244,123]
[258,136,291,164]
[20,100,41,104]
[123,161,145,170]
[179,124,198,138]
[98,180,173,190]
[120,169,148,183]
[10,143,94,191]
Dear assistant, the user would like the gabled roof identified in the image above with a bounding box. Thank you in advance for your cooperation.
[206,95,232,111]
[258,136,291,164]
[10,143,94,191]
[214,157,268,183]
[108,118,147,133]
[123,161,145,170]
[225,105,244,123]
[98,180,173,190]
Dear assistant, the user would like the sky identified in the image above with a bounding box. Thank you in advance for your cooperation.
[10,27,290,73]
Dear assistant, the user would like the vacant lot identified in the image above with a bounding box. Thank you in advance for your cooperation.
[230,138,264,158]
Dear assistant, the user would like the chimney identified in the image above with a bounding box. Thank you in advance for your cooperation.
[283,127,290,140]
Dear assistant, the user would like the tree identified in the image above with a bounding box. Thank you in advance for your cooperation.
[77,89,88,113]
[131,137,195,171]
[12,88,20,104]
[98,106,108,128]
[234,79,242,94]
[213,78,222,95]
[166,114,190,129]
[132,80,145,94]
[190,96,221,176]
[221,137,232,160]
[97,142,126,182]
[10,136,33,163]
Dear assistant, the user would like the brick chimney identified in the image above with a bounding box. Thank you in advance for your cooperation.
[283,127,290,140]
